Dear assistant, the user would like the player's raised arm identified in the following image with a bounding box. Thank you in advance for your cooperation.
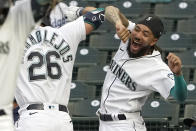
[167,53,187,102]
[83,8,105,35]
[105,6,130,43]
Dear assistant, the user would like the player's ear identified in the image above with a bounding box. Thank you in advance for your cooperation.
[150,37,158,46]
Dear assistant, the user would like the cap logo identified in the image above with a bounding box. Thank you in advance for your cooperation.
[146,17,152,21]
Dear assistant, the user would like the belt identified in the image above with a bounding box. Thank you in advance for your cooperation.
[0,109,6,116]
[99,113,126,121]
[27,104,68,113]
[98,111,141,121]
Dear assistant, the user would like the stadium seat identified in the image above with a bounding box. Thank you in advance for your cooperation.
[185,83,196,104]
[69,98,100,131]
[177,18,196,34]
[136,0,171,3]
[142,98,180,126]
[131,17,175,32]
[168,83,196,104]
[175,50,196,82]
[83,0,117,2]
[75,47,107,67]
[93,19,115,33]
[77,65,108,84]
[99,0,151,18]
[162,19,175,32]
[175,50,196,68]
[66,0,96,7]
[156,32,195,52]
[155,1,196,19]
[184,104,196,121]
[89,33,121,51]
[69,98,100,117]
[70,81,97,100]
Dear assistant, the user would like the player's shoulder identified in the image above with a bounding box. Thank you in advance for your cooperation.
[154,57,171,72]
[150,50,170,70]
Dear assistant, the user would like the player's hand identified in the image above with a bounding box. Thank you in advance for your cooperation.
[115,21,130,43]
[167,53,182,76]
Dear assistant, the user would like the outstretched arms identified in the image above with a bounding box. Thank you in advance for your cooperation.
[83,8,105,35]
[167,53,187,102]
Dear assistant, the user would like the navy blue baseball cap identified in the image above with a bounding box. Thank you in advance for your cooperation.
[137,15,164,39]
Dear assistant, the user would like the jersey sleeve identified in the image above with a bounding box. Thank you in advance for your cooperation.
[58,16,86,53]
[10,0,36,47]
[118,20,135,47]
[151,69,175,99]
[127,20,135,32]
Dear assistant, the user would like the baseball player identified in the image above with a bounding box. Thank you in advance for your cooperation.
[41,1,85,28]
[0,0,63,131]
[96,6,188,131]
[12,1,88,122]
[14,7,105,131]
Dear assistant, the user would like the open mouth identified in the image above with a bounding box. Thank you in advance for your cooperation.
[131,40,142,51]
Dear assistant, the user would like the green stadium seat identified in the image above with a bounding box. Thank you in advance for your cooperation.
[168,83,196,104]
[66,0,96,7]
[75,47,107,67]
[99,0,151,18]
[175,50,196,68]
[142,98,180,126]
[69,98,100,117]
[70,81,97,100]
[162,19,175,32]
[155,1,196,19]
[136,0,171,3]
[77,65,108,84]
[83,0,117,2]
[69,98,100,131]
[89,33,121,51]
[177,18,196,34]
[175,50,196,82]
[157,32,195,52]
[185,83,196,104]
[93,19,115,33]
[183,104,196,122]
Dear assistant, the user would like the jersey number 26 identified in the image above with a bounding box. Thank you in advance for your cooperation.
[27,51,62,81]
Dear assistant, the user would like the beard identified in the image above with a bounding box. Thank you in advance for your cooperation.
[127,40,153,58]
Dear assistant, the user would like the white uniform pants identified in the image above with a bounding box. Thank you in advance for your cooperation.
[0,114,14,131]
[99,115,146,131]
[0,104,14,131]
[15,109,73,131]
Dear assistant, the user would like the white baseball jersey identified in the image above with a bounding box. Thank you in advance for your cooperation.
[99,22,175,114]
[15,17,86,109]
[0,0,35,110]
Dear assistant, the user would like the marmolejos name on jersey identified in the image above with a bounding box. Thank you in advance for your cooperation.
[22,28,73,63]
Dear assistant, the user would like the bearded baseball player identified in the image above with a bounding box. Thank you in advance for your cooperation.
[96,6,187,131]
[14,7,105,131]
[0,0,63,131]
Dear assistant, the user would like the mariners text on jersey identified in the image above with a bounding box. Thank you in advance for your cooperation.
[23,29,72,63]
[109,59,137,91]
